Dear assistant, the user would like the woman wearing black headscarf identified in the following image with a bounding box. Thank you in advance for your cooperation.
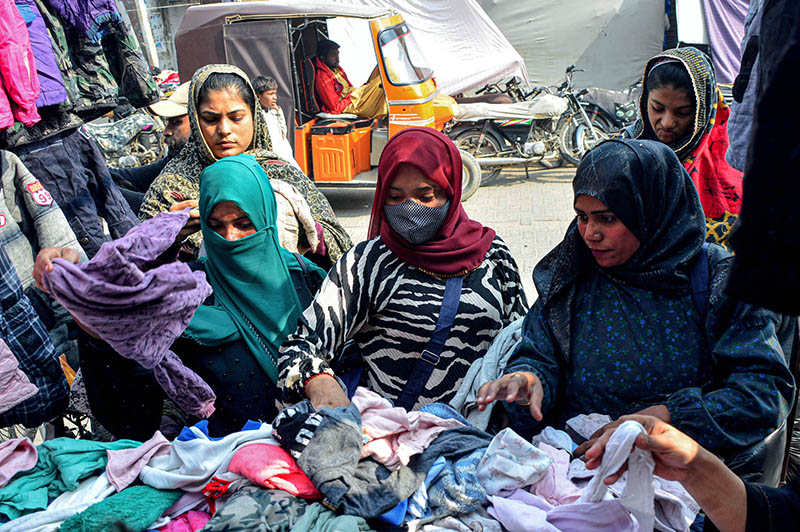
[477,139,793,471]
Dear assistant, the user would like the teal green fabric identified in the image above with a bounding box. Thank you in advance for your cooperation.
[290,502,374,532]
[59,485,182,532]
[0,437,140,520]
[183,154,320,383]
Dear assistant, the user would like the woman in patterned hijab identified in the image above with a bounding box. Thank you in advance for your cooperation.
[627,47,743,248]
[138,64,352,265]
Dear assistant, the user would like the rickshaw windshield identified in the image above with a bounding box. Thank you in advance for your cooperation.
[378,22,433,86]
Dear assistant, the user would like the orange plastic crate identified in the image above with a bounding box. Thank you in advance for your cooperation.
[351,124,373,173]
[311,133,357,182]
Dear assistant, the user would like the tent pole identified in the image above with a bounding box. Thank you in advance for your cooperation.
[134,0,160,69]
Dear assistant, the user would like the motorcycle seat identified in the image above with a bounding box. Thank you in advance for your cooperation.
[454,93,513,105]
[454,94,568,122]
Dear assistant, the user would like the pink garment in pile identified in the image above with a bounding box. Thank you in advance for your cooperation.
[0,436,37,488]
[228,443,321,499]
[157,510,211,532]
[530,443,582,505]
[487,489,638,532]
[106,431,171,491]
[352,387,463,470]
[0,339,38,415]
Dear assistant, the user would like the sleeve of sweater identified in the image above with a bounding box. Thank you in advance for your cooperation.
[42,0,120,41]
[664,256,795,454]
[502,301,564,437]
[9,151,86,259]
[277,240,377,403]
[743,478,800,532]
[137,171,201,257]
[108,157,168,193]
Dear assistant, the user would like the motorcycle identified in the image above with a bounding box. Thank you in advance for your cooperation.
[85,110,165,169]
[560,81,642,160]
[447,66,611,185]
[579,80,642,133]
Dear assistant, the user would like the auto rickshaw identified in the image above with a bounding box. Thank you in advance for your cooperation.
[175,1,481,200]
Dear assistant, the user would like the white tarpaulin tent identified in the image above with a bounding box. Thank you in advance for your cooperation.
[478,0,665,90]
[325,0,527,95]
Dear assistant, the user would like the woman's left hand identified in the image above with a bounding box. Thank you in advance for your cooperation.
[171,200,201,243]
[575,404,670,457]
[33,247,82,292]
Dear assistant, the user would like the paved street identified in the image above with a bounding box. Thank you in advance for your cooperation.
[323,165,577,301]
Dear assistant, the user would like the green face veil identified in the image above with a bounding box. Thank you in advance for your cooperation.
[183,154,302,383]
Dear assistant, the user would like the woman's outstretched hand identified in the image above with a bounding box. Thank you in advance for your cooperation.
[583,415,747,532]
[575,404,670,457]
[305,374,350,410]
[171,200,201,243]
[476,371,544,420]
[33,246,99,338]
[583,414,700,484]
[33,247,82,293]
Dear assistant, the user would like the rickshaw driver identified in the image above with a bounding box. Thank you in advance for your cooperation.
[313,38,388,119]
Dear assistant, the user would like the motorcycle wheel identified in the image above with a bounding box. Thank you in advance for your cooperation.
[460,150,481,202]
[453,128,503,186]
[558,115,610,166]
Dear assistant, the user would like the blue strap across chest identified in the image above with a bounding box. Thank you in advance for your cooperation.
[689,242,710,323]
[394,275,463,411]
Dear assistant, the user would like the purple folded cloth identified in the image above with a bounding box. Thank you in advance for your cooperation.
[42,211,216,418]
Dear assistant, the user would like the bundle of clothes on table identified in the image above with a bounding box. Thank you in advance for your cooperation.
[0,387,700,532]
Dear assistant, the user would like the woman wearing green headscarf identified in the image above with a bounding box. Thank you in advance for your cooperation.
[184,154,325,385]
[138,64,353,267]
[38,154,324,439]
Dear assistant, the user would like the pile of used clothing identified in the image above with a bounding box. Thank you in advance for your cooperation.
[0,389,700,532]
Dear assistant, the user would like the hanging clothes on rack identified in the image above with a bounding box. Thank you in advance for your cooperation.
[101,20,160,108]
[13,125,138,257]
[32,0,119,119]
[15,0,68,109]
[1,0,158,142]
[42,0,121,44]
[0,0,42,130]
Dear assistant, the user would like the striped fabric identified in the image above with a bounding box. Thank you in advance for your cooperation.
[278,236,528,409]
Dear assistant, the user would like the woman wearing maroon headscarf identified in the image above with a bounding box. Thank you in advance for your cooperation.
[278,127,527,410]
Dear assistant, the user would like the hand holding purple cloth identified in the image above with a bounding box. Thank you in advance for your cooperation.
[42,211,216,418]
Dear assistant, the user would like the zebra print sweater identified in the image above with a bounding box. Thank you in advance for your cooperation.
[278,235,528,409]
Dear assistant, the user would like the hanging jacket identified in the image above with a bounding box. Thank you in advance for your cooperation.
[67,27,118,121]
[100,20,159,108]
[0,0,42,130]
[15,0,68,108]
[1,149,85,288]
[13,125,139,257]
[42,0,120,43]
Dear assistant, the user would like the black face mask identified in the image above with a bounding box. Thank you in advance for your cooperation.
[383,199,451,245]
